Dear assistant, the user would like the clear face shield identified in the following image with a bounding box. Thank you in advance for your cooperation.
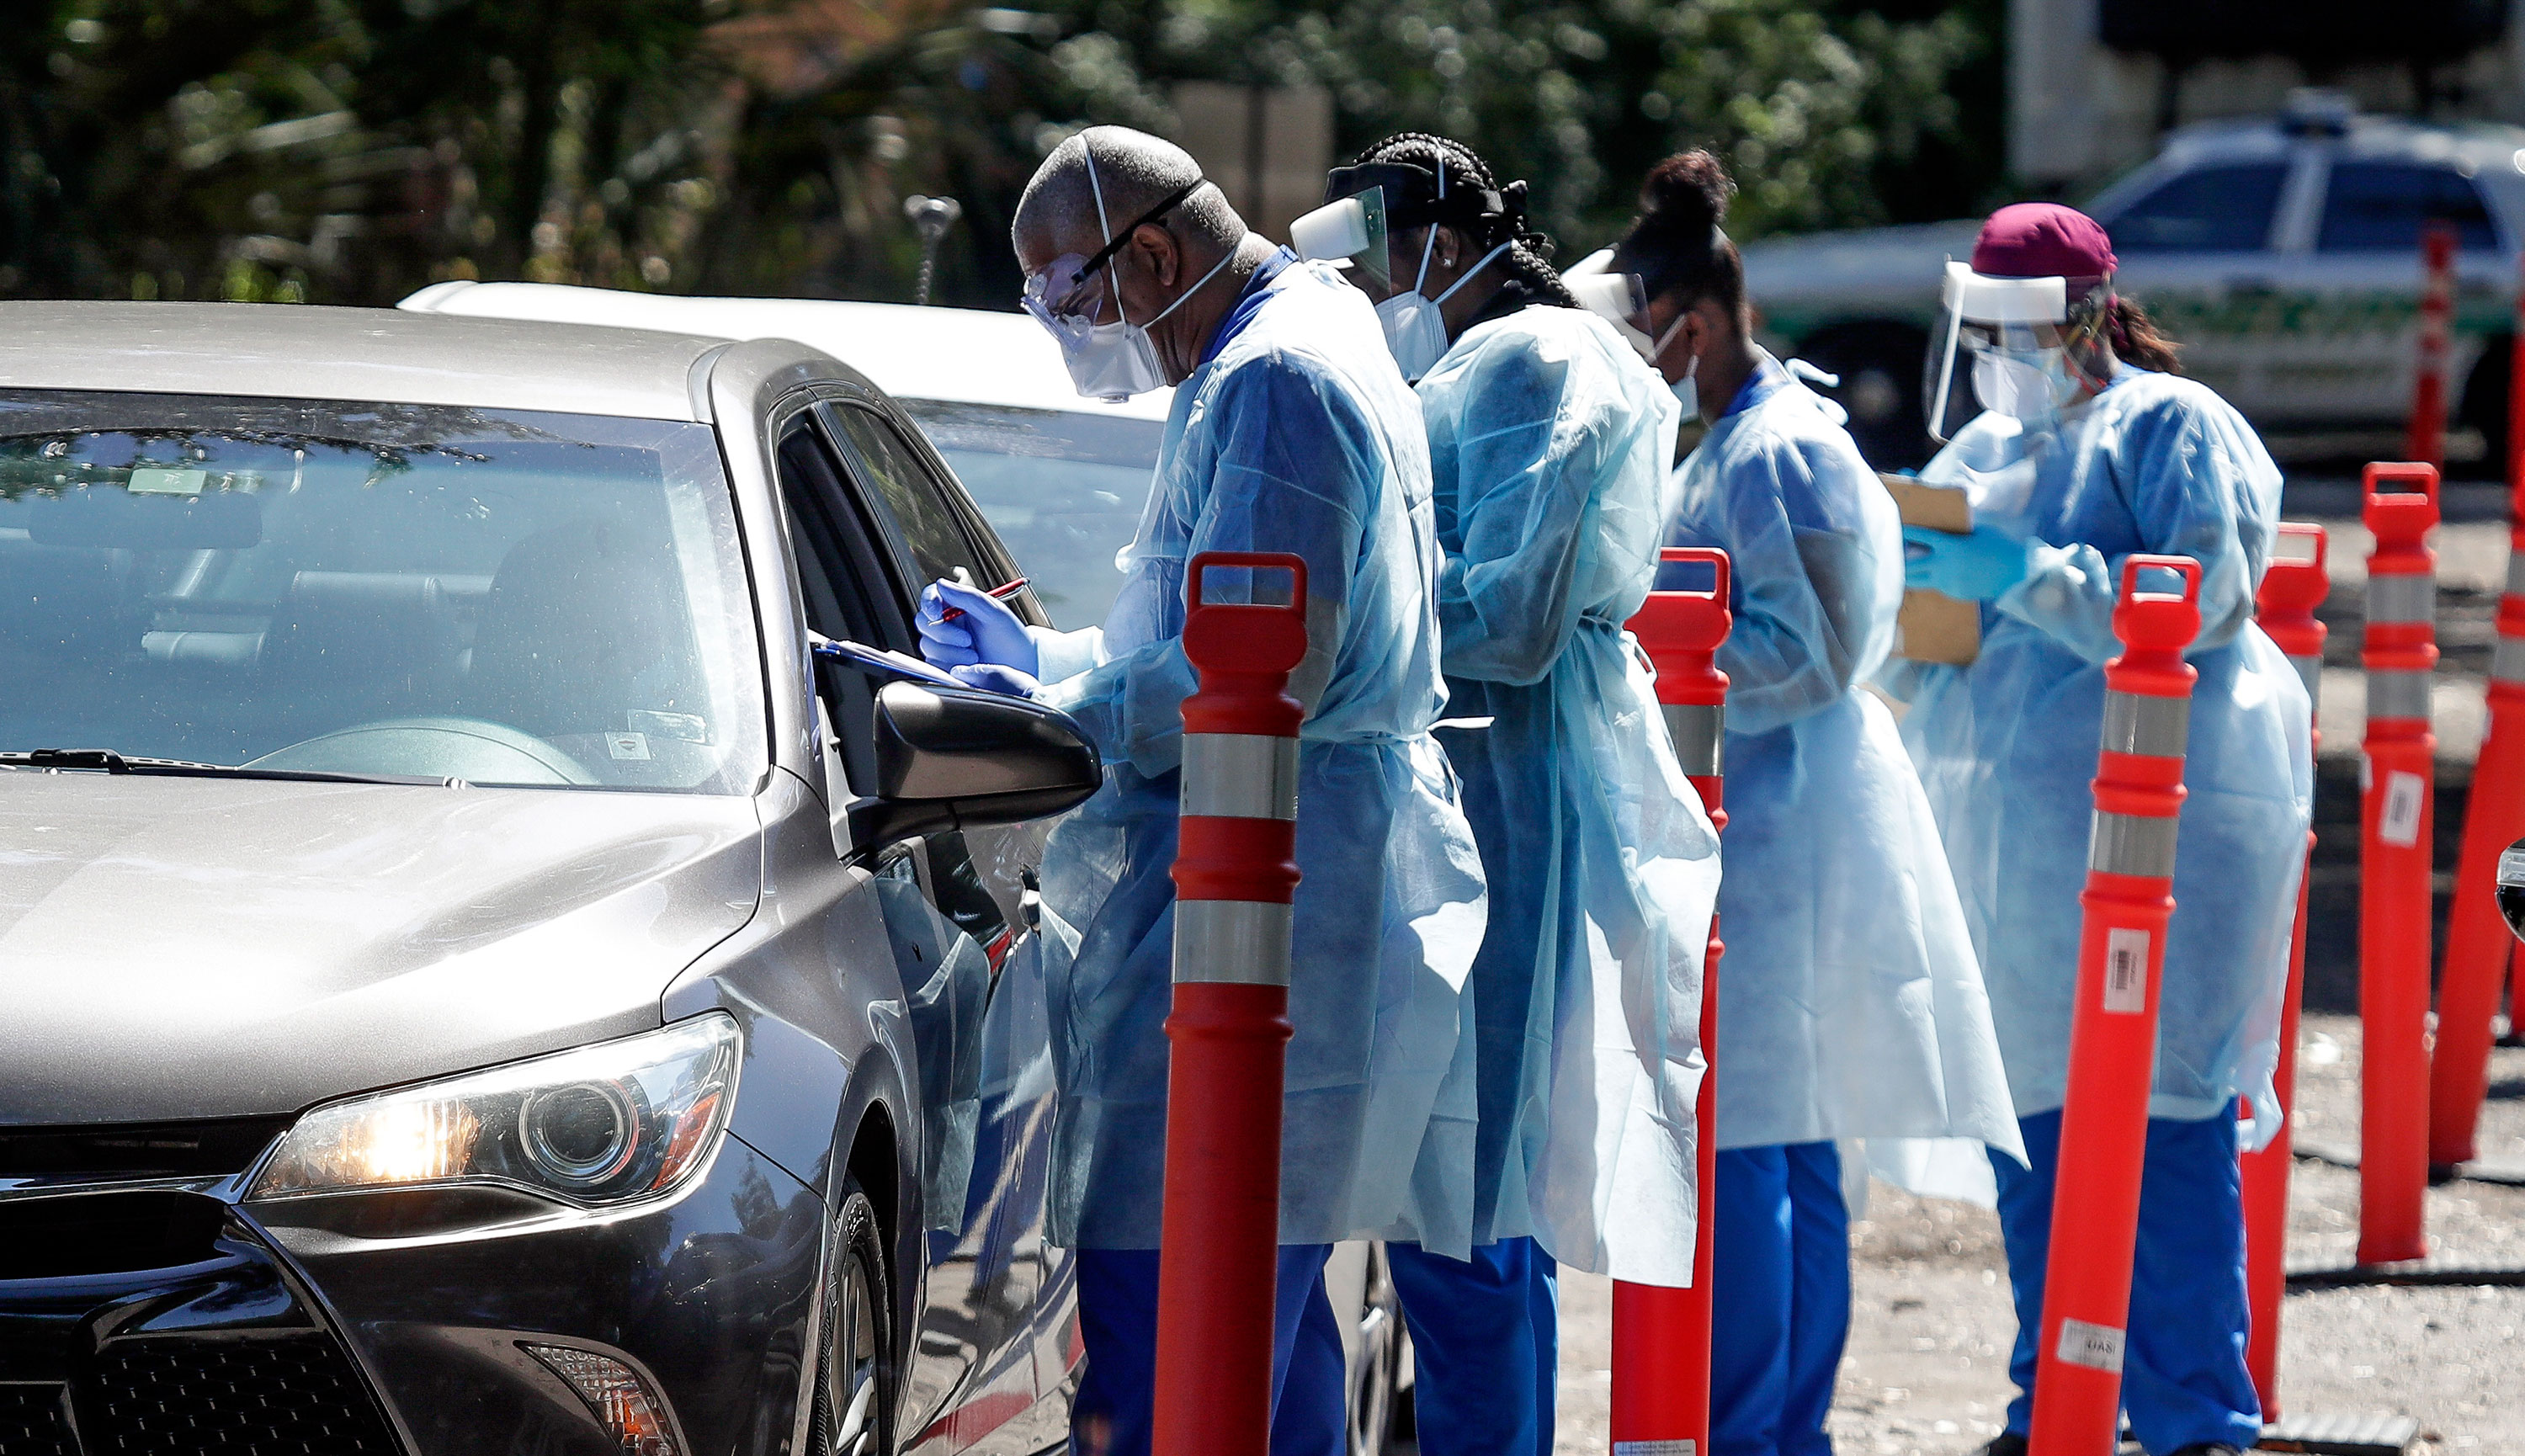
[1927,262,2110,438]
[1289,186,1393,295]
[1562,248,1659,359]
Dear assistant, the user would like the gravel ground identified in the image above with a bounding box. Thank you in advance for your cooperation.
[1539,1018,2525,1455]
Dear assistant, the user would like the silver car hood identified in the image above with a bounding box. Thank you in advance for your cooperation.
[0,775,763,1125]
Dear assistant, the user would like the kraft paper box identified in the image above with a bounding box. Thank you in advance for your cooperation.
[1879,473,1979,667]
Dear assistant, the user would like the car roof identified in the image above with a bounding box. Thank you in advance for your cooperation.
[399,282,1177,423]
[0,300,746,421]
[2158,109,2525,173]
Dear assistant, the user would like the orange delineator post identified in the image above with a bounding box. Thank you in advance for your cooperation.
[2406,222,2456,469]
[2358,463,2439,1267]
[2242,523,2328,1421]
[2027,555,2204,1456]
[1152,551,1308,1456]
[1613,545,1730,1456]
[2430,470,2525,1166]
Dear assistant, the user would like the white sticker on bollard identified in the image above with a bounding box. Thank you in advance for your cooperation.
[1613,1444,1697,1456]
[2380,771,2426,848]
[2055,1318,2126,1374]
[2103,928,2149,1014]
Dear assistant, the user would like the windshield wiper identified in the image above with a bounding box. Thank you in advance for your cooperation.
[0,748,450,787]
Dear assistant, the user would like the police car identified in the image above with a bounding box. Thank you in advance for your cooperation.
[1749,92,2525,467]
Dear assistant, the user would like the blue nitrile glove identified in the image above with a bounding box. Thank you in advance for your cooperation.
[949,662,1041,699]
[1903,524,2034,602]
[918,578,1039,674]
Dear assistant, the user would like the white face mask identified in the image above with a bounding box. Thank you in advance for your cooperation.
[1036,151,1243,401]
[1972,347,2078,428]
[1376,221,1512,380]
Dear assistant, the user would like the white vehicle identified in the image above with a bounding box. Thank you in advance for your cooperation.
[401,279,1416,1455]
[1742,93,2525,466]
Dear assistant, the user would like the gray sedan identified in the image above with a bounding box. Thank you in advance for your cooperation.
[0,301,1106,1455]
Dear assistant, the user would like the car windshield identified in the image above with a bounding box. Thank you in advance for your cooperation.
[902,400,1161,630]
[0,392,763,792]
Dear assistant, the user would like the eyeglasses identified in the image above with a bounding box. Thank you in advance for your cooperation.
[1020,179,1203,337]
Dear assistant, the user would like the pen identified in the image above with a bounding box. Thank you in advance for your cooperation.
[938,577,1029,622]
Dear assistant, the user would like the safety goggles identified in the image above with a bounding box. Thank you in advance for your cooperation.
[1020,178,1204,341]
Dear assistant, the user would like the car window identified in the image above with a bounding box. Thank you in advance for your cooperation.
[0,391,763,791]
[2106,163,2289,252]
[823,402,995,593]
[776,424,908,796]
[2318,162,2501,252]
[901,400,1163,630]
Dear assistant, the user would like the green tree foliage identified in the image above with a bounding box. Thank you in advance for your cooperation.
[0,0,1991,307]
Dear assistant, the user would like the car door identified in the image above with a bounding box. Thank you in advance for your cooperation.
[2262,153,2510,433]
[780,400,1078,1453]
[2093,148,2309,416]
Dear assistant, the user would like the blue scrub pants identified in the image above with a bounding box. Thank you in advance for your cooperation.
[1385,1236,1558,1455]
[1071,1244,1345,1456]
[1987,1106,2262,1453]
[1710,1142,1851,1456]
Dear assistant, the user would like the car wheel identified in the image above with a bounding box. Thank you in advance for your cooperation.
[1792,320,1938,471]
[1347,1242,1407,1456]
[811,1181,896,1456]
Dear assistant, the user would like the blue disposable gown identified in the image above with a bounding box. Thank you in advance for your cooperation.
[1883,366,2313,1144]
[1026,261,1490,1251]
[1666,357,2022,1165]
[1410,305,1720,1288]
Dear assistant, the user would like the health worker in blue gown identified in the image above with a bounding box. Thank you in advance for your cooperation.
[1593,151,2024,1456]
[1889,203,2312,1456]
[917,126,1491,1456]
[1294,132,1721,1456]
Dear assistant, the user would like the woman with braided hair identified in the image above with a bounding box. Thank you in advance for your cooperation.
[1298,134,1721,1456]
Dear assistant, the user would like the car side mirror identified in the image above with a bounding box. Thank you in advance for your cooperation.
[846,679,1103,848]
[2499,837,2525,946]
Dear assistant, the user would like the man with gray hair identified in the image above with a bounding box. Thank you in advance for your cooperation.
[917,125,1488,1455]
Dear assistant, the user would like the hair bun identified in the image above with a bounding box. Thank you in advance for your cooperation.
[1640,151,1736,237]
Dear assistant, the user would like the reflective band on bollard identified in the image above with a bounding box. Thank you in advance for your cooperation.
[2358,462,2437,1267]
[2244,522,2327,1421]
[2433,463,2525,1167]
[1613,546,1730,1456]
[2028,555,2203,1456]
[1152,550,1309,1456]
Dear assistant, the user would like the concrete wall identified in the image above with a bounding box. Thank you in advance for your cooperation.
[1168,82,1334,245]
[2010,0,2525,189]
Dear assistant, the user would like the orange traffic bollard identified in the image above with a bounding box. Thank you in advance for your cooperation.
[2243,523,2327,1421]
[1152,551,1308,1456]
[2358,463,2438,1267]
[2431,469,2525,1168]
[2406,222,2456,469]
[1613,545,1730,1456]
[2027,555,2203,1456]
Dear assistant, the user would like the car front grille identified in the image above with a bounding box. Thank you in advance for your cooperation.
[80,1334,398,1455]
[0,1384,77,1456]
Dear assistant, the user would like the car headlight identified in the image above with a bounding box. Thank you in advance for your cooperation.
[248,1013,741,1208]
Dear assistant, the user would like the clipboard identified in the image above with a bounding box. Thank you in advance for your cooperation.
[809,634,968,690]
[1880,473,1980,667]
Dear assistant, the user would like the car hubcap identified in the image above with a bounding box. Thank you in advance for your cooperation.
[826,1248,880,1455]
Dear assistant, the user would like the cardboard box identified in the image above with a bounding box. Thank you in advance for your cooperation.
[1879,473,1980,666]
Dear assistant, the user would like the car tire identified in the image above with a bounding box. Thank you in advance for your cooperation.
[810,1180,896,1456]
[1347,1242,1408,1456]
[1792,320,1938,470]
